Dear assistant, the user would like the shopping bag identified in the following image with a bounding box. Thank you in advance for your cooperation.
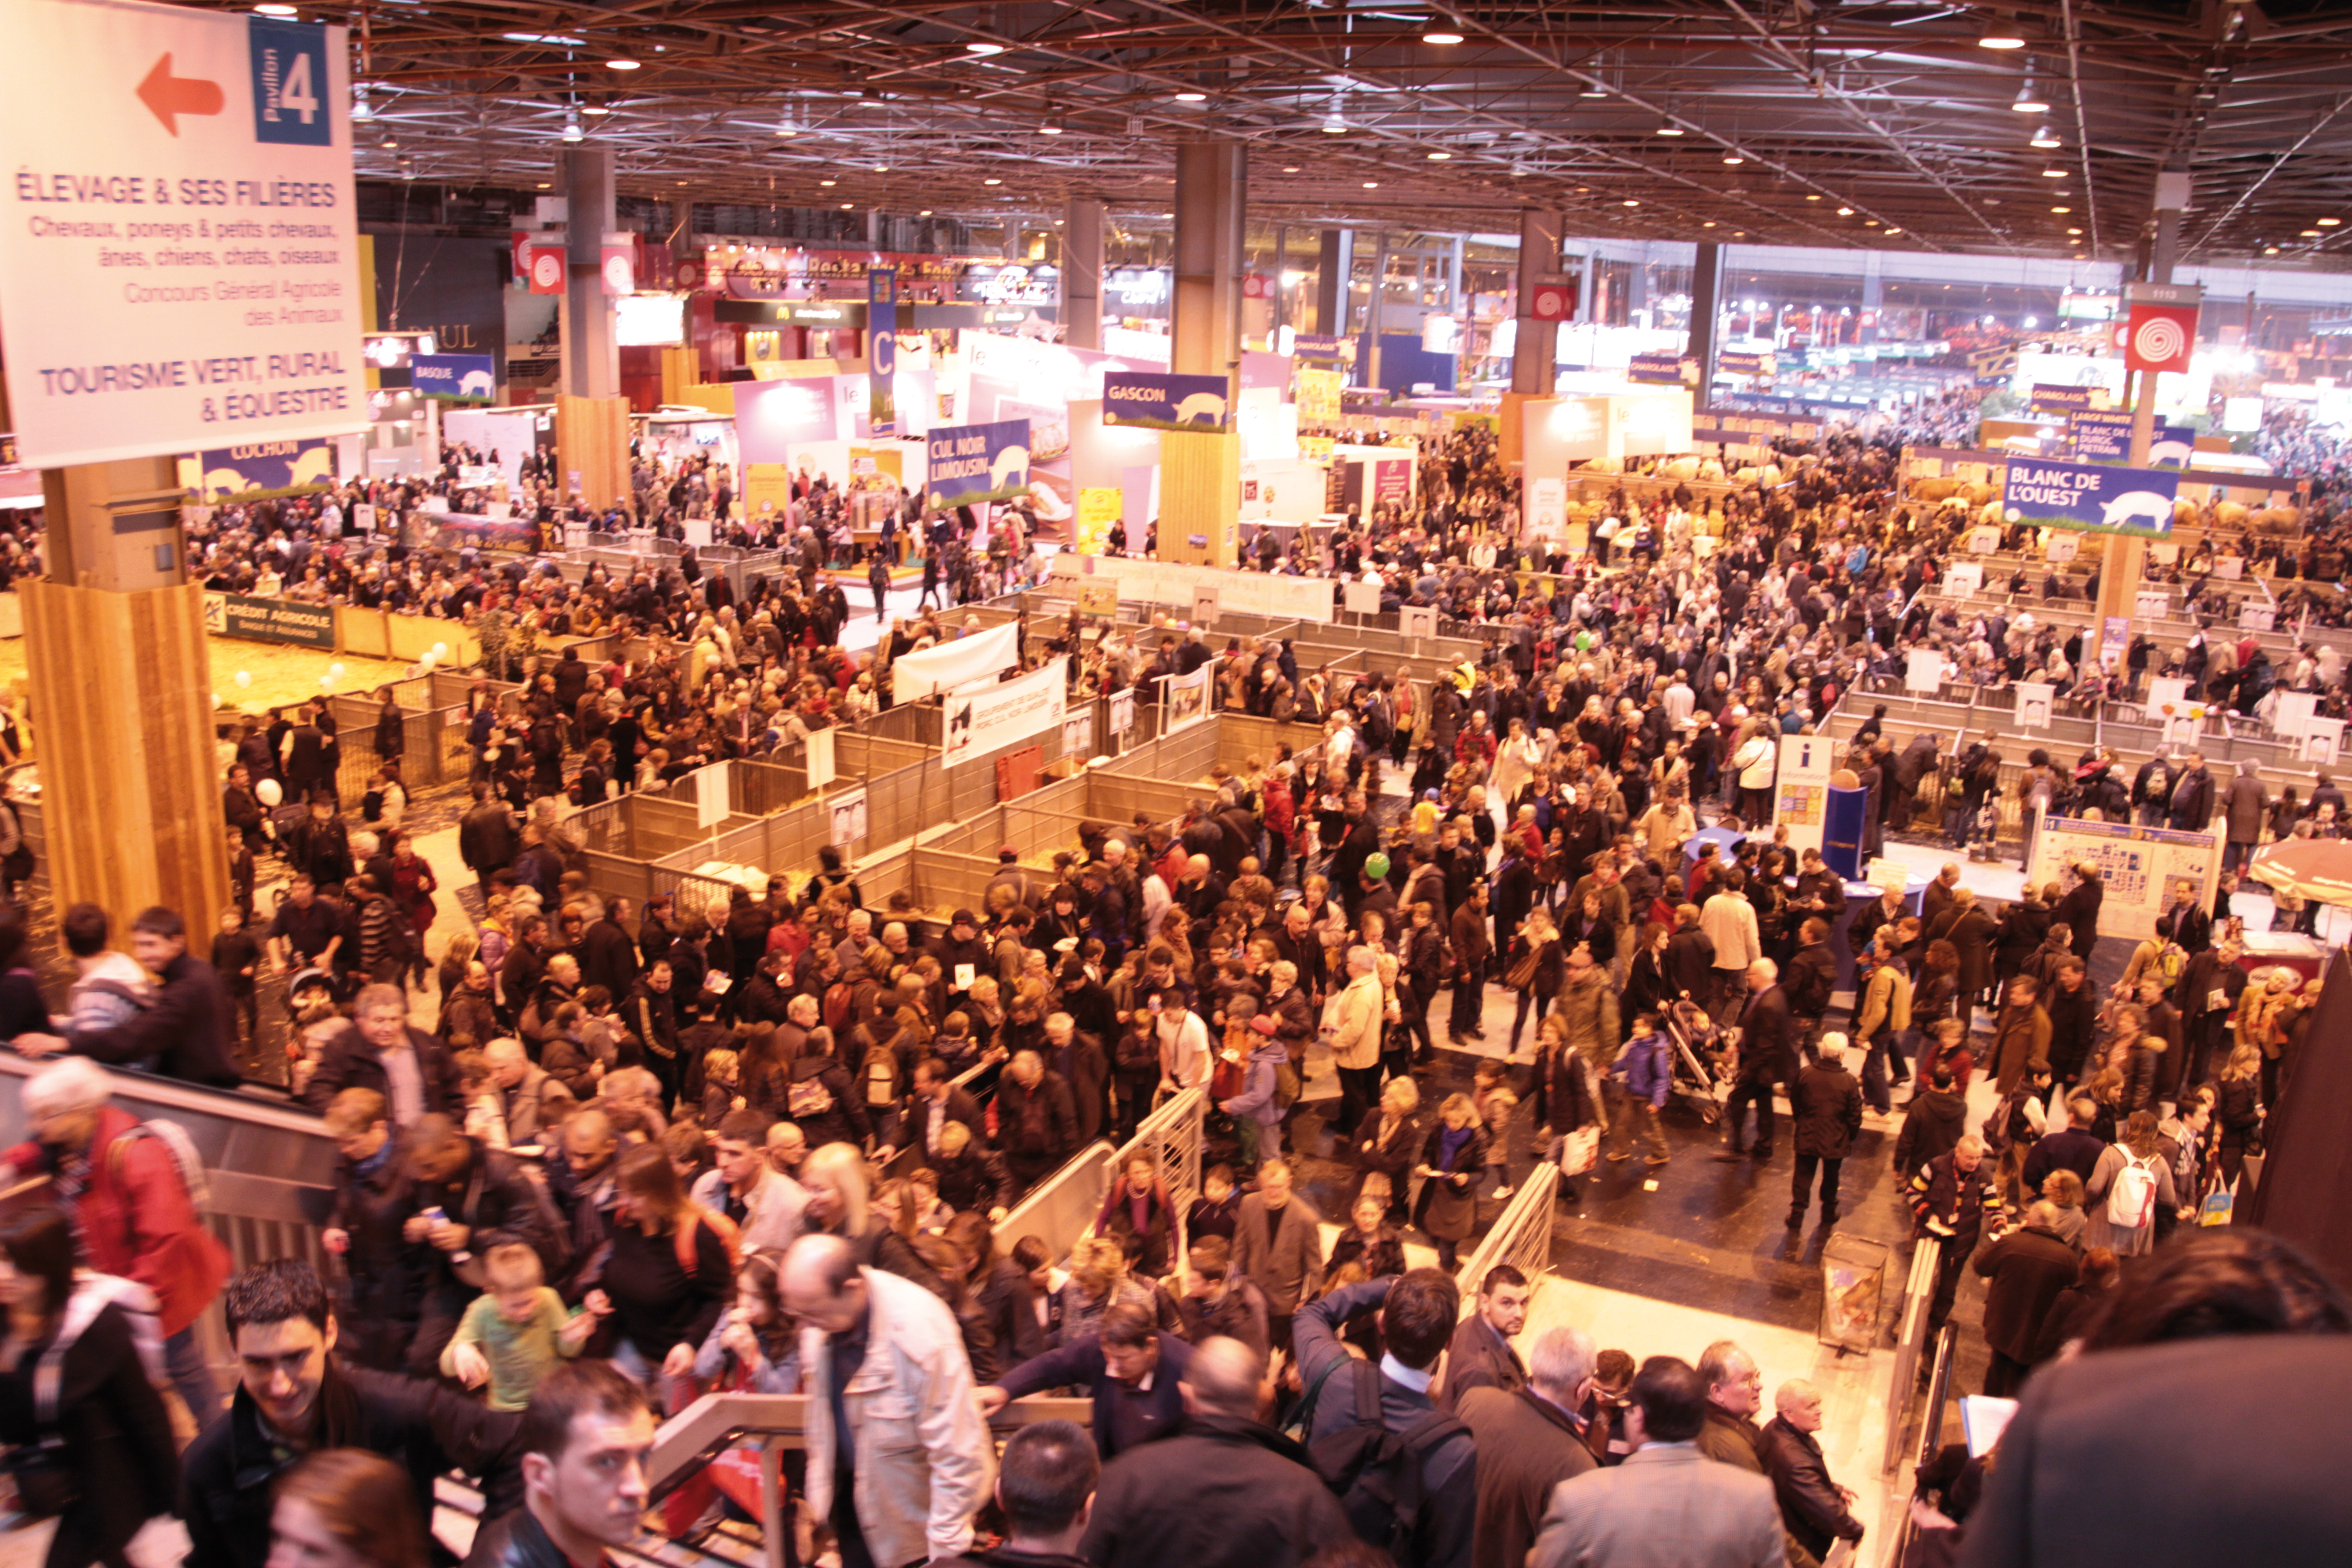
[1558,1126,1601,1177]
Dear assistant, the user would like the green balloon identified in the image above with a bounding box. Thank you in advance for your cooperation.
[1364,852,1392,881]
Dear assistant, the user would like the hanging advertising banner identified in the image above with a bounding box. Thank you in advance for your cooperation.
[598,233,635,297]
[2069,411,2197,466]
[2028,383,2097,415]
[411,353,497,404]
[1298,434,1335,464]
[0,2,368,467]
[1103,371,1230,431]
[202,590,335,648]
[867,265,897,437]
[942,657,1068,769]
[1373,458,1412,507]
[1718,351,1776,377]
[524,238,566,294]
[2001,458,2179,537]
[1774,733,1837,858]
[924,418,1029,510]
[892,621,1020,703]
[2121,281,2201,375]
[181,436,335,501]
[1627,352,1686,386]
[1289,333,1357,366]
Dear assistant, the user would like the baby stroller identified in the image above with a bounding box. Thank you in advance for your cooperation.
[1663,997,1729,1126]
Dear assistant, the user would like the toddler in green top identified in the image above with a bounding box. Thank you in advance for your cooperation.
[440,1242,596,1410]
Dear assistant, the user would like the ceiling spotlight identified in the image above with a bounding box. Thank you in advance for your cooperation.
[919,209,932,216]
[1362,181,1379,189]
[1423,30,1464,45]
[874,163,890,172]
[380,137,398,149]
[605,59,641,71]
[1281,165,1301,173]
[1622,199,1639,207]
[820,178,837,186]
[2030,125,2061,148]
[1722,152,1745,165]
[1426,150,1451,160]
[1884,227,1901,235]
[351,83,372,120]
[841,202,853,210]
[561,110,582,142]
[2050,204,2071,213]
[984,177,1002,185]
[2265,245,2280,255]
[1173,90,1207,102]
[1160,212,1174,219]
[1804,193,1822,201]
[1702,220,1717,228]
[2042,165,2067,177]
[2067,227,2083,235]
[1040,115,1065,134]
[1579,83,1608,98]
[1837,206,1854,216]
[537,181,551,190]
[1979,30,2028,50]
[254,3,298,15]
[2012,83,2050,113]
[582,103,610,116]
[1322,116,1347,133]
[1656,122,1685,137]
[2303,229,2324,237]
[965,41,1005,55]
[2320,217,2342,226]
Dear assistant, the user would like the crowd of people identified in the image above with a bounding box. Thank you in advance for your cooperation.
[5,388,2352,1568]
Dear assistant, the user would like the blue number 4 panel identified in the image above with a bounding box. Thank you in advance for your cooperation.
[250,18,333,147]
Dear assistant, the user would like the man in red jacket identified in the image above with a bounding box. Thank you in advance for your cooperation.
[5,1055,230,1421]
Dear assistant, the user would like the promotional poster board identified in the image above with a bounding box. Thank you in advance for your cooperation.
[892,622,1021,703]
[1401,606,1439,641]
[1108,689,1135,737]
[2027,818,2221,941]
[1906,649,1945,692]
[1774,733,1837,857]
[0,2,367,466]
[867,266,897,436]
[1075,487,1120,554]
[829,787,868,848]
[1161,665,1211,732]
[203,590,334,648]
[2015,681,2055,731]
[2303,717,2344,769]
[1054,555,1334,623]
[2002,458,2180,537]
[412,354,497,404]
[1295,368,1344,423]
[942,658,1067,770]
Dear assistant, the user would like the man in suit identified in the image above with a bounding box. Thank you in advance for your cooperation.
[1229,1158,1323,1352]
[1440,1264,1530,1411]
[1757,1381,1865,1563]
[902,1056,986,1164]
[1528,1355,1782,1568]
[1720,960,1794,1161]
[1972,1199,2082,1397]
[1458,1327,1598,1568]
[2167,749,2216,832]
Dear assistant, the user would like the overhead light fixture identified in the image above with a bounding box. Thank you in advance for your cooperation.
[254,3,299,15]
[1702,220,1716,227]
[1884,227,1900,235]
[1579,83,1608,98]
[1322,116,1347,133]
[1979,29,2028,50]
[2050,204,2071,213]
[1722,152,1745,165]
[2067,227,2083,235]
[1423,30,1464,45]
[1656,122,1684,137]
[560,108,581,142]
[1281,165,1301,173]
[1362,181,1379,189]
[965,41,1005,55]
[874,163,890,172]
[500,29,586,45]
[2030,124,2062,148]
[1040,115,1065,134]
[2042,165,2067,177]
[2012,83,2049,113]
[984,177,1002,185]
[2303,229,2324,237]
[819,178,836,186]
[2319,217,2342,226]
[1622,199,1639,207]
[1173,90,1207,102]
[606,58,641,71]
[841,202,853,210]
[1837,206,1854,216]
[351,83,372,120]
[1426,150,1450,160]
[1804,193,1822,201]
[2265,245,2280,255]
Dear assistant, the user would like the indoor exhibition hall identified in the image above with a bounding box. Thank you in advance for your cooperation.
[5,5,2352,1568]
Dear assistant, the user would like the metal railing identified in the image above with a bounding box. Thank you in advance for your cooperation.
[646,1394,1094,1568]
[1881,1241,1942,1475]
[994,1087,1208,1269]
[1453,1161,1559,1300]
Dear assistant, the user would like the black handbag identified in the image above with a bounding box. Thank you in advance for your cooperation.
[5,1438,79,1518]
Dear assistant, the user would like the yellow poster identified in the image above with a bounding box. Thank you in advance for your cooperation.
[1298,435,1336,464]
[1296,368,1344,423]
[848,445,904,495]
[1076,487,1122,554]
[745,462,794,518]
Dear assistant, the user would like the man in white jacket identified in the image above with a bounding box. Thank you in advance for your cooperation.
[788,1235,995,1568]
[1700,873,1763,1023]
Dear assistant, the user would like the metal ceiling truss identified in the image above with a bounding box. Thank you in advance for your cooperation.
[188,0,2352,263]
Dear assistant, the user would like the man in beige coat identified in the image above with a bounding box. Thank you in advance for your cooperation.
[1325,944,1387,1135]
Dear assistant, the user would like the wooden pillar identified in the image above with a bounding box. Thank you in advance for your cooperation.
[556,393,631,513]
[20,576,227,926]
[1158,431,1240,567]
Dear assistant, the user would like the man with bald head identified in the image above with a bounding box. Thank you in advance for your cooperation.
[784,1233,994,1568]
[1078,1336,1352,1568]
[1456,1327,1600,1568]
[1757,1380,1865,1562]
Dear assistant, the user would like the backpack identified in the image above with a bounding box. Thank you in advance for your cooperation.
[109,1119,211,1214]
[1274,1054,1303,1111]
[2107,1152,2160,1230]
[1309,1360,1468,1561]
[1980,1089,2034,1157]
[861,1043,903,1108]
[788,1069,836,1121]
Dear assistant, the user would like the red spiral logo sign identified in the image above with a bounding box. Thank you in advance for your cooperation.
[2132,314,2185,366]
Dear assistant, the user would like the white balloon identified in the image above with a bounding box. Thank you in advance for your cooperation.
[256,779,283,807]
[211,692,223,707]
[234,671,252,688]
[329,662,347,678]
[431,642,449,659]
[319,674,333,688]
[419,650,439,668]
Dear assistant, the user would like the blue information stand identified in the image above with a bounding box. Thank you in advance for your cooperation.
[1822,786,1869,880]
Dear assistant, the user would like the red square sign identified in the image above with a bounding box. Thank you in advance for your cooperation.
[2123,300,2198,374]
[1528,284,1571,322]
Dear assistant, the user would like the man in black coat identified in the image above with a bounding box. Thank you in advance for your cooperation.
[1783,918,1838,1049]
[459,784,519,892]
[1080,1335,1352,1568]
[1721,960,1795,1160]
[29,905,241,1086]
[1972,1199,2082,1396]
[1441,1264,1531,1411]
[1788,1036,1864,1229]
[2166,750,2216,831]
[577,896,640,1001]
[981,1303,1194,1459]
[183,1260,522,1568]
[303,983,460,1122]
[1758,1381,1867,1563]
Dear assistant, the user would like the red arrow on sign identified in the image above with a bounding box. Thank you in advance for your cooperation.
[139,54,225,137]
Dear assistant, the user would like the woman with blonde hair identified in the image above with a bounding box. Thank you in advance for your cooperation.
[1413,1091,1490,1271]
[2215,1043,2265,1186]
